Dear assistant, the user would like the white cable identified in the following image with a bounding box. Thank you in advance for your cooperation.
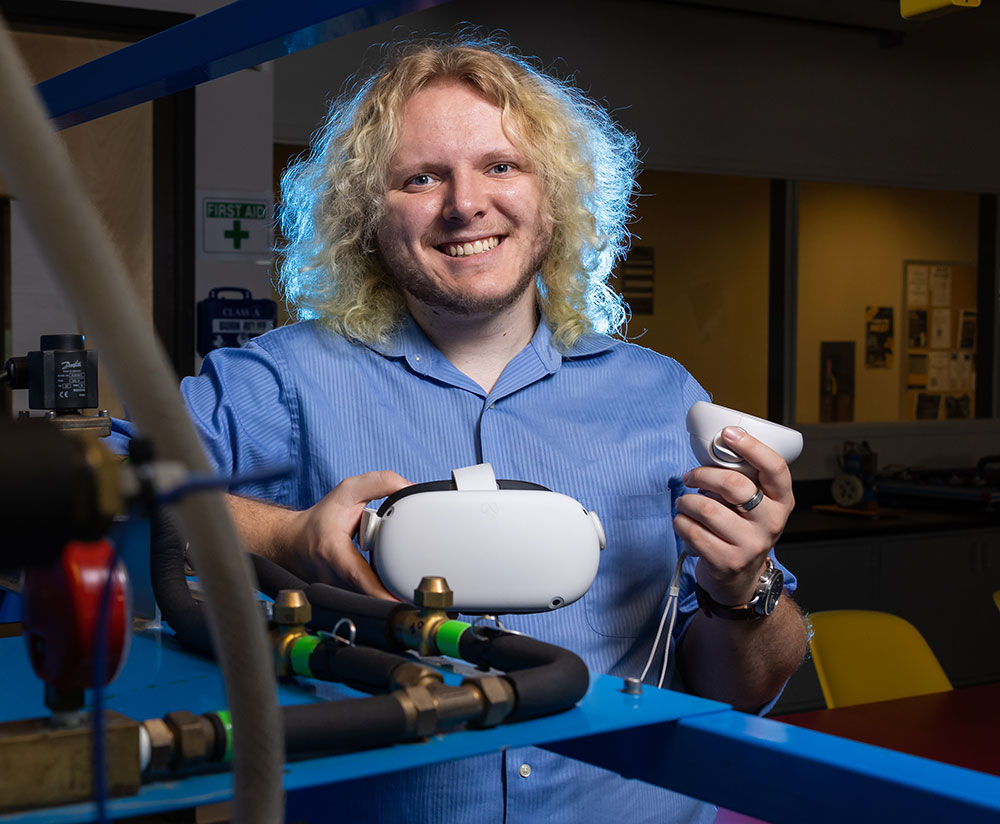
[639,551,690,687]
[657,582,682,690]
[0,19,283,823]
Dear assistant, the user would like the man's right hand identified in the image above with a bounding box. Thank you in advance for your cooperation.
[228,470,411,601]
[292,470,411,598]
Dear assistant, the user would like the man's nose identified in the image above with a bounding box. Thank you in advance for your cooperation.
[442,171,487,222]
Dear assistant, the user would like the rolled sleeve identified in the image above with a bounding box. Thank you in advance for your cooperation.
[181,342,294,500]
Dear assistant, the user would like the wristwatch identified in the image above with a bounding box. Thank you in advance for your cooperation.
[695,558,784,620]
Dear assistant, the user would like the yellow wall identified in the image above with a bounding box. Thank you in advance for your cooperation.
[797,183,979,423]
[623,171,771,415]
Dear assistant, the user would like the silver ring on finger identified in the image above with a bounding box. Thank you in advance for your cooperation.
[734,485,765,514]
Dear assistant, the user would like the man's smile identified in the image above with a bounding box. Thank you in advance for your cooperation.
[437,235,504,257]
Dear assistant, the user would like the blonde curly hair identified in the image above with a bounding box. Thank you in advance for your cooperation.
[277,35,637,351]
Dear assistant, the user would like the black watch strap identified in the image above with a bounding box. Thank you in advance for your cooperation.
[695,582,760,620]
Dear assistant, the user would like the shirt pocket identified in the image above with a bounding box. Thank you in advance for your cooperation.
[582,491,678,639]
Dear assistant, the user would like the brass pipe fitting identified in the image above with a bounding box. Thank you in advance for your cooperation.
[392,675,517,739]
[393,684,440,738]
[389,660,444,691]
[142,717,175,773]
[391,576,454,656]
[270,589,312,677]
[463,675,516,728]
[163,710,216,770]
[425,681,493,730]
[78,436,125,527]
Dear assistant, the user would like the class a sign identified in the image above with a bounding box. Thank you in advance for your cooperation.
[197,287,277,357]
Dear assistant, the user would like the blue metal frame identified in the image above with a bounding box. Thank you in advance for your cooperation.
[36,0,454,130]
[2,632,1000,823]
[546,706,1000,824]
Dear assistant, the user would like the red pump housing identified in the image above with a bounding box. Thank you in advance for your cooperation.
[22,538,132,703]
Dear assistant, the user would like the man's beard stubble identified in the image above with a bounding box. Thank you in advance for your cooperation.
[378,234,553,318]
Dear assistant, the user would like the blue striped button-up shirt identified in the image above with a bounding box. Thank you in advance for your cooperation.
[176,316,791,824]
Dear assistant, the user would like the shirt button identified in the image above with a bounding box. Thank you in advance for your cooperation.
[489,403,495,409]
[518,763,531,778]
[414,355,421,362]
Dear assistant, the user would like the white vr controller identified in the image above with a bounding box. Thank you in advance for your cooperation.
[359,463,605,614]
[686,401,803,480]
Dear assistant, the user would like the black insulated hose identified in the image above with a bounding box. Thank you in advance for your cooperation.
[458,628,590,722]
[150,508,215,656]
[282,696,409,759]
[306,641,419,693]
[249,552,308,594]
[303,582,410,651]
[250,554,409,650]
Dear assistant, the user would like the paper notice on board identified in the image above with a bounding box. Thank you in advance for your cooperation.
[908,309,928,348]
[931,308,951,348]
[949,352,973,390]
[930,265,952,307]
[906,353,928,389]
[958,309,977,350]
[907,264,929,306]
[945,394,972,419]
[927,351,949,389]
[915,392,941,420]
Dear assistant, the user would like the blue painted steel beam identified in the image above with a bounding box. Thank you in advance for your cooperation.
[544,707,1000,824]
[35,0,454,130]
[4,629,1000,822]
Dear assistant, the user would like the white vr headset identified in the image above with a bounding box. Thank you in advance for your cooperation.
[359,463,605,614]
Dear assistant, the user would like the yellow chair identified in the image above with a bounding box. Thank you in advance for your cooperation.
[808,610,952,709]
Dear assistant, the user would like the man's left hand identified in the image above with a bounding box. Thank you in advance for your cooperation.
[673,425,794,607]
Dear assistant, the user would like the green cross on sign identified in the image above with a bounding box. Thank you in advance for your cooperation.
[224,220,251,249]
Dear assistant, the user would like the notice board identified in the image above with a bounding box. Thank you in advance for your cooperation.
[900,260,977,421]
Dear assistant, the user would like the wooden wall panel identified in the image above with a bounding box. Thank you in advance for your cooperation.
[3,31,152,417]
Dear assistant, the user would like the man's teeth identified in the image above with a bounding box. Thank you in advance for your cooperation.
[444,236,500,257]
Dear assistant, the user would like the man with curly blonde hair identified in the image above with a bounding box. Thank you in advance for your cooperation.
[277,38,634,353]
[175,36,807,823]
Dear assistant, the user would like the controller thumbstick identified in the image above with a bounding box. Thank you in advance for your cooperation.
[710,432,744,465]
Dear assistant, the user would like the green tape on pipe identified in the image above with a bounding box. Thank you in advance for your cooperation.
[214,710,233,763]
[436,620,472,658]
[290,634,322,677]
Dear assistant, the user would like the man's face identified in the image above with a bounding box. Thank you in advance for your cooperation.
[376,79,552,319]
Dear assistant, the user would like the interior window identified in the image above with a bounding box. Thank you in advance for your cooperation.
[796,182,979,424]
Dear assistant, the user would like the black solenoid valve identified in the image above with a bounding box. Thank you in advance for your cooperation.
[2,334,99,412]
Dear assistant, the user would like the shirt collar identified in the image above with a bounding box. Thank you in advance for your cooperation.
[562,326,619,358]
[367,313,619,366]
[367,315,435,359]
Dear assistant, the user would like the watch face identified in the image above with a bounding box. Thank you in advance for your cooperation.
[757,567,784,616]
[762,587,780,615]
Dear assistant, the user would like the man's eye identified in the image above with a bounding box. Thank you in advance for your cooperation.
[490,163,512,175]
[407,174,433,187]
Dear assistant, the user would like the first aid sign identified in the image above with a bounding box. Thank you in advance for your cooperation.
[201,196,271,255]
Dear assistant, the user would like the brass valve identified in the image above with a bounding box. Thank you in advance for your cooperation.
[273,588,311,626]
[393,576,453,656]
[413,575,453,610]
[270,589,312,677]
